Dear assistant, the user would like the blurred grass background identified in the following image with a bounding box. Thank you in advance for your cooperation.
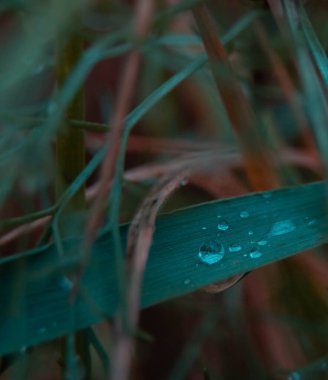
[1,0,328,379]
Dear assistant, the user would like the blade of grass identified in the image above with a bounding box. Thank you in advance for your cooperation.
[0,181,328,355]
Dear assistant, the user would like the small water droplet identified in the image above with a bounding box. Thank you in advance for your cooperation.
[249,248,262,259]
[261,192,272,199]
[198,240,225,265]
[59,276,73,291]
[180,179,188,186]
[201,226,207,230]
[184,279,191,285]
[257,239,267,246]
[240,211,249,218]
[217,220,229,231]
[248,231,254,235]
[38,327,47,334]
[308,219,317,226]
[288,372,301,380]
[270,220,295,236]
[229,244,242,253]
[47,101,57,115]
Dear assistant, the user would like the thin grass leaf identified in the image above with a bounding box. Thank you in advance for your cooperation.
[300,7,328,92]
[0,181,327,355]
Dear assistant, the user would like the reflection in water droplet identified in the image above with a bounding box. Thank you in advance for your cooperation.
[249,248,262,259]
[308,219,316,226]
[229,244,242,253]
[240,211,249,218]
[217,220,229,231]
[270,220,295,236]
[198,241,225,265]
[257,240,267,246]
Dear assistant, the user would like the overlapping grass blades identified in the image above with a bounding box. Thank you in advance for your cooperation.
[0,180,327,355]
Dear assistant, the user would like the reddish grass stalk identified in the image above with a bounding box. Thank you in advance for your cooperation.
[110,168,190,380]
[71,0,154,296]
[255,21,317,155]
[192,4,280,191]
[244,268,306,373]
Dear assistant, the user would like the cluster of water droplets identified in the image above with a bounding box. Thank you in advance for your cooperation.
[198,198,307,266]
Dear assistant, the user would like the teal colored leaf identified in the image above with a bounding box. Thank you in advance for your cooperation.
[0,181,327,355]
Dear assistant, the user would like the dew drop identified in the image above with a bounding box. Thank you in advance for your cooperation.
[198,240,225,265]
[257,239,267,246]
[59,276,73,291]
[288,372,301,380]
[201,226,207,230]
[270,220,295,236]
[248,231,254,236]
[229,244,242,253]
[308,219,317,227]
[240,210,249,218]
[249,248,262,259]
[184,279,191,285]
[217,220,229,231]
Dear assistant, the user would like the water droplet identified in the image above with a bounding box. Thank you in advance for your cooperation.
[20,346,27,353]
[201,226,207,230]
[217,220,229,231]
[248,231,254,235]
[288,372,301,380]
[180,179,188,186]
[257,239,267,246]
[270,220,295,236]
[261,192,272,199]
[229,244,242,253]
[249,248,262,259]
[184,279,191,285]
[198,240,225,265]
[308,219,316,226]
[59,276,72,291]
[38,327,47,334]
[240,211,249,218]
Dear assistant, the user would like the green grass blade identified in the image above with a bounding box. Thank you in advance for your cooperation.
[0,181,327,355]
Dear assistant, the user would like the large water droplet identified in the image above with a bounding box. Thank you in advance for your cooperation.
[240,211,249,218]
[217,220,229,231]
[257,239,267,246]
[249,248,262,259]
[270,220,295,236]
[229,244,242,253]
[198,240,225,265]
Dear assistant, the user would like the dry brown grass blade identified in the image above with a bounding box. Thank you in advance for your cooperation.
[192,4,280,191]
[244,269,306,373]
[110,168,190,380]
[71,0,154,299]
[255,21,317,155]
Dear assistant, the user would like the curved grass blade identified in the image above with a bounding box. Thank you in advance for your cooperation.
[0,181,327,355]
